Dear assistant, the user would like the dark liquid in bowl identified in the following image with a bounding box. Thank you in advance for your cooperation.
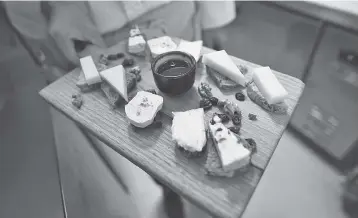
[157,59,191,77]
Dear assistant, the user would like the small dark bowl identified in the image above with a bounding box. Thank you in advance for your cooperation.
[151,51,196,96]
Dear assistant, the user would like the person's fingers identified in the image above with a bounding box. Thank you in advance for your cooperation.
[82,26,106,48]
[52,32,80,65]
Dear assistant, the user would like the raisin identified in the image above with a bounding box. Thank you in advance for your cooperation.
[122,58,134,67]
[217,113,230,123]
[217,128,223,132]
[245,138,257,153]
[199,99,212,110]
[72,95,83,109]
[107,54,118,61]
[116,53,124,59]
[235,92,245,101]
[145,89,157,95]
[209,97,219,106]
[136,74,142,82]
[248,113,257,121]
[232,115,241,126]
[210,118,216,125]
[228,126,240,134]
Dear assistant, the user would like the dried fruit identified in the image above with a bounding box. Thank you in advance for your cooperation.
[116,52,124,59]
[244,138,257,153]
[235,92,245,101]
[71,94,83,109]
[199,99,212,110]
[217,113,230,123]
[98,54,109,65]
[136,74,142,82]
[228,126,240,134]
[248,113,257,121]
[122,58,134,67]
[232,115,241,126]
[217,100,226,108]
[209,97,219,106]
[197,82,213,99]
[107,54,118,61]
[145,89,157,95]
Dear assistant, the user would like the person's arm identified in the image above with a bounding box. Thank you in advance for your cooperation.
[48,1,105,65]
[197,1,237,50]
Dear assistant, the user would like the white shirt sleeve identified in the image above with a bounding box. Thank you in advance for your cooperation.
[198,1,237,30]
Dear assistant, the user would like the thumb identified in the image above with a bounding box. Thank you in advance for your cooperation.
[83,28,106,48]
[53,33,80,65]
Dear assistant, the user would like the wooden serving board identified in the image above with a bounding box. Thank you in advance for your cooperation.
[39,38,304,218]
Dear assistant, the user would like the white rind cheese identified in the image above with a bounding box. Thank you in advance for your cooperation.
[171,108,207,152]
[177,40,203,62]
[209,115,251,171]
[202,50,246,87]
[100,65,128,101]
[80,56,102,85]
[147,36,177,57]
[128,35,146,54]
[125,91,163,128]
[253,66,288,104]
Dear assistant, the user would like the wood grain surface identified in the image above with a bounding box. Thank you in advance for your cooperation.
[39,39,304,218]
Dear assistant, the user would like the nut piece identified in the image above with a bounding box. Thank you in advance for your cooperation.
[244,138,257,153]
[197,82,213,99]
[248,113,257,121]
[128,66,141,75]
[209,97,219,106]
[199,99,212,110]
[71,94,83,109]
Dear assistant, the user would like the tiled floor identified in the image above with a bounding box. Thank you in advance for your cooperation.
[0,2,352,218]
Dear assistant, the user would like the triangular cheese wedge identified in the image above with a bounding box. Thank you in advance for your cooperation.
[100,65,128,101]
[202,50,246,87]
[80,56,102,85]
[177,40,203,62]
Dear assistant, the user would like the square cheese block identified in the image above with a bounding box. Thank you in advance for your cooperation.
[128,35,146,54]
[209,115,251,171]
[125,91,163,128]
[100,65,128,102]
[253,66,288,104]
[147,36,177,57]
[202,50,246,87]
[80,56,102,85]
[177,40,203,62]
[171,108,207,152]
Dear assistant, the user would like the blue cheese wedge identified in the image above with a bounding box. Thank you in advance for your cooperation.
[202,50,246,87]
[125,91,163,128]
[80,56,102,85]
[171,108,207,153]
[253,66,288,104]
[208,115,251,171]
[147,36,177,57]
[128,35,146,55]
[100,65,128,102]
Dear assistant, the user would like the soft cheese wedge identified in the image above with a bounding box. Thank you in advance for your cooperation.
[202,50,246,87]
[80,56,102,85]
[125,91,163,128]
[100,65,128,102]
[208,115,251,171]
[177,40,203,62]
[253,66,288,104]
[171,108,207,152]
[147,36,177,57]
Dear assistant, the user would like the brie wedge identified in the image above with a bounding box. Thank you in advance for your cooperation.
[171,108,207,152]
[208,115,251,171]
[202,50,246,87]
[125,91,163,128]
[80,56,102,85]
[147,36,177,57]
[100,65,128,102]
[177,40,203,62]
[252,66,288,104]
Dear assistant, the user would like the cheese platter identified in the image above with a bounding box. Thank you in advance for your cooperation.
[39,32,304,218]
